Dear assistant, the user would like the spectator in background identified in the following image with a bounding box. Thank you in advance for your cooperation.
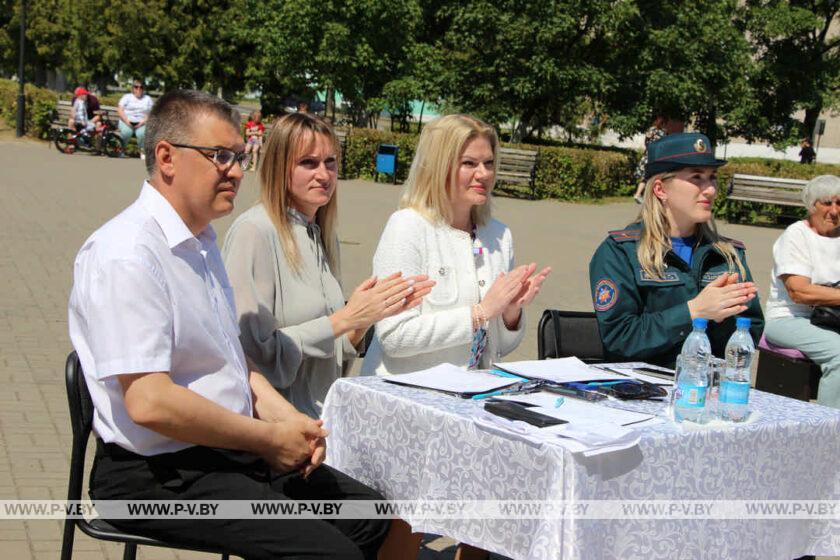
[297,100,310,114]
[68,87,98,134]
[243,110,265,171]
[800,138,816,164]
[764,175,840,410]
[118,80,154,160]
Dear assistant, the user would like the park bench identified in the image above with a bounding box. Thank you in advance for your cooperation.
[496,147,539,198]
[51,99,120,131]
[726,173,807,218]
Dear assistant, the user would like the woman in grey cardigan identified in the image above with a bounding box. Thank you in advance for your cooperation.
[222,113,433,419]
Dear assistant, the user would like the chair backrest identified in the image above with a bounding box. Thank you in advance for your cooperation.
[537,310,604,362]
[64,351,93,503]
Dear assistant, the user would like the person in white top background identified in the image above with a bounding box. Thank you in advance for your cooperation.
[117,79,154,159]
[764,175,840,409]
[362,114,551,376]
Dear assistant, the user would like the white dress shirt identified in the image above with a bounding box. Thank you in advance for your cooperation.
[361,208,525,375]
[68,182,252,456]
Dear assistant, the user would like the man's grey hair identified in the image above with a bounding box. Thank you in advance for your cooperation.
[802,175,840,211]
[144,90,241,174]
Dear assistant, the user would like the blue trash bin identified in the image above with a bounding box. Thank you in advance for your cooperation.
[375,144,399,184]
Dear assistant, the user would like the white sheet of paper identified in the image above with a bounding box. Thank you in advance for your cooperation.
[493,357,626,383]
[494,391,655,426]
[473,407,642,456]
[383,363,518,394]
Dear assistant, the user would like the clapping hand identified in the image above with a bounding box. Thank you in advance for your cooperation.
[497,263,551,328]
[688,272,757,323]
[336,272,435,334]
[509,264,552,309]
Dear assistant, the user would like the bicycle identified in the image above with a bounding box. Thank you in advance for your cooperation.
[54,111,126,158]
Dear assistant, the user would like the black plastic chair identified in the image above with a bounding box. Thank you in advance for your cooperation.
[537,310,604,363]
[61,351,230,560]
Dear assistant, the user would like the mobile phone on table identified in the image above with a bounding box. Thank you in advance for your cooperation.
[483,401,567,428]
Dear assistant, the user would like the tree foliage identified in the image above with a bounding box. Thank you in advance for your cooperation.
[0,0,837,146]
[740,0,840,144]
[430,0,624,141]
[604,0,757,146]
[247,0,420,124]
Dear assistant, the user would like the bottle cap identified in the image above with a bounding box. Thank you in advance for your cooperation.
[736,317,751,329]
[692,318,708,330]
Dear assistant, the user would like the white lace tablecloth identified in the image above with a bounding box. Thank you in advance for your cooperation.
[322,376,840,560]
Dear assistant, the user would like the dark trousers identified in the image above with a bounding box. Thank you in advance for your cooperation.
[90,441,390,560]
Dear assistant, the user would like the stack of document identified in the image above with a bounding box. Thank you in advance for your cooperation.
[493,357,627,383]
[475,391,656,456]
[382,363,519,396]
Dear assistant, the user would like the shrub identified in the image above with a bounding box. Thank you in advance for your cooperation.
[342,128,418,183]
[328,125,840,226]
[527,144,638,201]
[0,79,59,139]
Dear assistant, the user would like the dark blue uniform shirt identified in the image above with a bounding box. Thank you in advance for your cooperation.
[588,222,764,367]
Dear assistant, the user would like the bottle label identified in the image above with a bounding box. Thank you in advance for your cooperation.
[720,381,750,405]
[675,383,706,408]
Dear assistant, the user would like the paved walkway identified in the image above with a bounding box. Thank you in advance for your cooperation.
[0,138,829,559]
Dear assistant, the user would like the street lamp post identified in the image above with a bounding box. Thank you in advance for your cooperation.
[16,0,27,137]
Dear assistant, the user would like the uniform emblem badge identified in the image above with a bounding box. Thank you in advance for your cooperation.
[694,138,707,152]
[594,279,618,312]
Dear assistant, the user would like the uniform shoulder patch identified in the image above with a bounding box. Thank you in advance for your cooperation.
[593,278,619,312]
[721,236,745,250]
[608,229,641,243]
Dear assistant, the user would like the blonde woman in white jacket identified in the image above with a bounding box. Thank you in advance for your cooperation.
[362,114,551,376]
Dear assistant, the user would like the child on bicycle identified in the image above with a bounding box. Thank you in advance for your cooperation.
[244,110,265,171]
[68,87,98,138]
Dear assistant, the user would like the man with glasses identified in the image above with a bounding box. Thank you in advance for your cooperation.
[117,79,154,159]
[69,90,391,559]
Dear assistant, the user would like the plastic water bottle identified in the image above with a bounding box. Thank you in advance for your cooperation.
[673,318,711,423]
[720,317,754,422]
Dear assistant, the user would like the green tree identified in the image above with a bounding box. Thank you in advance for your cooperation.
[604,0,757,147]
[62,0,113,90]
[430,0,624,143]
[1,0,71,86]
[740,0,840,144]
[248,0,421,125]
[103,0,250,97]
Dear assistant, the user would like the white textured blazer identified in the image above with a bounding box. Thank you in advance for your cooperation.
[361,208,525,375]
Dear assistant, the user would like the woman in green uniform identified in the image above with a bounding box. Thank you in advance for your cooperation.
[589,132,764,366]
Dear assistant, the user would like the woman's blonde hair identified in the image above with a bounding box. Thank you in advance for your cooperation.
[400,114,498,226]
[259,112,339,274]
[637,171,745,279]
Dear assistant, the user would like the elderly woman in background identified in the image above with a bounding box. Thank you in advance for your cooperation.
[764,175,840,409]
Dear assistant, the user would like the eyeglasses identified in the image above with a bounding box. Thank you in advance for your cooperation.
[132,84,143,89]
[171,143,250,169]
